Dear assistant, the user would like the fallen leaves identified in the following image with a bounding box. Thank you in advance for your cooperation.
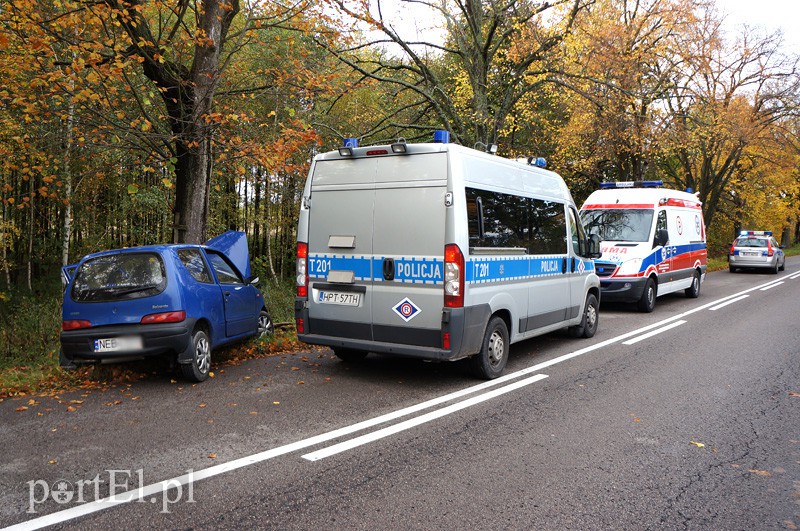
[689,441,705,448]
[749,469,772,477]
[207,453,217,459]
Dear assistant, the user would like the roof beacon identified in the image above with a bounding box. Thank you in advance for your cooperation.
[740,230,772,236]
[433,130,450,144]
[338,138,359,157]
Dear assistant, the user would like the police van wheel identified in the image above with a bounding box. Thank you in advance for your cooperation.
[471,317,509,379]
[637,278,656,313]
[569,293,599,338]
[333,347,368,363]
[684,270,701,298]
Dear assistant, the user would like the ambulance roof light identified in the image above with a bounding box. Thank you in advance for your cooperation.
[338,137,359,157]
[433,130,450,144]
[534,157,547,168]
[599,180,663,189]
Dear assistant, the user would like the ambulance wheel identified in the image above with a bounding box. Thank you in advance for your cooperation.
[569,293,599,338]
[684,270,701,298]
[181,328,211,383]
[471,317,509,379]
[333,347,368,363]
[729,266,737,273]
[637,278,656,313]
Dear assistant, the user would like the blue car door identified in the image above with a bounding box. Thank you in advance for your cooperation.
[204,249,256,337]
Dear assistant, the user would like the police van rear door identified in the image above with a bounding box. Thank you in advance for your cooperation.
[306,151,447,346]
[371,153,447,347]
[306,158,377,342]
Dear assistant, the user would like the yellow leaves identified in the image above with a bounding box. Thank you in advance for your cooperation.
[689,441,705,448]
[749,469,772,477]
[207,453,217,459]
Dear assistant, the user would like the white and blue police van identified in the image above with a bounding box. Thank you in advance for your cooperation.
[294,131,601,378]
[579,181,708,312]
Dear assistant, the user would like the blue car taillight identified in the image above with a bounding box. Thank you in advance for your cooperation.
[62,320,92,331]
[140,311,186,324]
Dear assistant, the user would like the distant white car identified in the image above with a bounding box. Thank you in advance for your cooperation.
[728,231,785,274]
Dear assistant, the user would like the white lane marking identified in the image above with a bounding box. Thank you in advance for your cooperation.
[760,281,784,291]
[709,294,749,311]
[302,374,550,461]
[622,320,687,345]
[7,274,790,530]
[790,272,800,280]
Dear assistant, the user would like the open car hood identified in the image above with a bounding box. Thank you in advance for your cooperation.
[205,231,252,279]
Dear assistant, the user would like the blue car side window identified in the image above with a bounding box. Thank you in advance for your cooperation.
[207,252,244,285]
[178,248,213,284]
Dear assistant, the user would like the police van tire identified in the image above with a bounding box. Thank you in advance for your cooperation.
[333,347,368,363]
[637,278,656,313]
[181,328,211,383]
[471,317,509,379]
[684,270,701,298]
[772,261,779,274]
[569,293,599,338]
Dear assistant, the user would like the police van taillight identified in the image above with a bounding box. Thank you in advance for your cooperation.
[444,244,464,308]
[296,242,308,298]
[767,241,774,257]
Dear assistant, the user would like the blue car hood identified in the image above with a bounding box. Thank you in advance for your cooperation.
[205,231,252,279]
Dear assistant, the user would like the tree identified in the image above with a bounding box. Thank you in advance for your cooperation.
[320,0,589,148]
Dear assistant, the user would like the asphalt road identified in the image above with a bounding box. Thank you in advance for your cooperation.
[2,259,799,530]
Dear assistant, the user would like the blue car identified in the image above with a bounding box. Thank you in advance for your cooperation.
[60,231,272,382]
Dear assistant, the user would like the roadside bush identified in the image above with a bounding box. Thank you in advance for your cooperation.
[0,288,61,370]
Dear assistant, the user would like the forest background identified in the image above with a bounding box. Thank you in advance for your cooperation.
[1,0,799,386]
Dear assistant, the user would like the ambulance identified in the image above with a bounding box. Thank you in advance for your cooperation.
[579,181,707,312]
[294,131,601,379]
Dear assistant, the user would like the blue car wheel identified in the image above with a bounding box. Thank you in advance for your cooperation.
[181,328,211,382]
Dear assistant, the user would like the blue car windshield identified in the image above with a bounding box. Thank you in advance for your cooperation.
[71,252,166,302]
[580,209,654,243]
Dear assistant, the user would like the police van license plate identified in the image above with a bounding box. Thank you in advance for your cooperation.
[317,291,361,306]
[742,252,760,257]
[93,337,143,353]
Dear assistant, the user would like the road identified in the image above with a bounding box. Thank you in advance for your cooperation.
[2,259,799,530]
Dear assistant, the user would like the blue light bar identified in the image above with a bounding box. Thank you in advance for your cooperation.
[740,230,772,236]
[343,138,358,148]
[599,180,663,189]
[534,157,547,168]
[433,130,450,144]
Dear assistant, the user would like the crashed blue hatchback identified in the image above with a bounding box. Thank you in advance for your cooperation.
[60,231,272,382]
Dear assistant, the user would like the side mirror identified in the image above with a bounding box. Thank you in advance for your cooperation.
[654,229,669,248]
[247,275,260,286]
[588,234,602,258]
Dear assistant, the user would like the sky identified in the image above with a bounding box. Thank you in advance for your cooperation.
[380,0,800,54]
[721,0,800,52]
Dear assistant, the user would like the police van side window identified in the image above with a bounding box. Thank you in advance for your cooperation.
[465,188,566,254]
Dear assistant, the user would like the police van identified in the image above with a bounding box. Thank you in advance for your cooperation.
[294,131,601,379]
[579,181,707,312]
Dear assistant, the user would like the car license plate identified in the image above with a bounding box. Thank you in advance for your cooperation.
[317,291,361,306]
[93,336,143,353]
[742,252,760,257]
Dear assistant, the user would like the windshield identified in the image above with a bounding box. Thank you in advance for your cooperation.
[71,252,166,302]
[580,209,654,243]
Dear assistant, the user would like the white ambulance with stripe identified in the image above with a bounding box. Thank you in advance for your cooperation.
[295,131,601,379]
[579,181,707,312]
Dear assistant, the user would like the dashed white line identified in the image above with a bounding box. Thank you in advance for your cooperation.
[709,294,749,311]
[622,320,687,345]
[760,281,784,291]
[302,373,550,461]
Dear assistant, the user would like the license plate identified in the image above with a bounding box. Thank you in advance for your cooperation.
[742,252,760,257]
[93,336,143,353]
[317,291,361,306]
